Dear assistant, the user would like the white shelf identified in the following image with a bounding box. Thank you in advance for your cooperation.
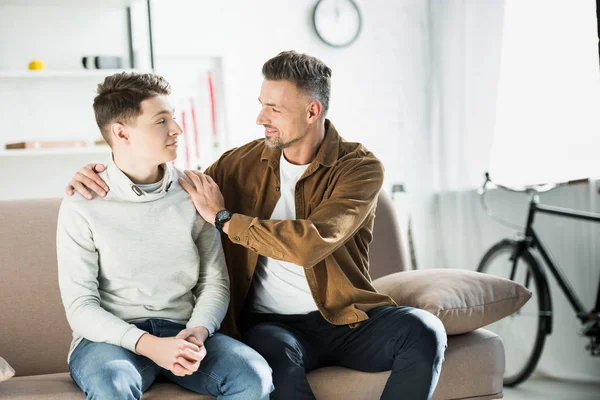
[0,0,144,7]
[0,69,146,79]
[0,147,111,157]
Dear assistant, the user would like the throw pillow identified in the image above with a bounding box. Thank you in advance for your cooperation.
[372,269,532,335]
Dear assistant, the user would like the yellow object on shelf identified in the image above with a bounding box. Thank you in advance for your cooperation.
[28,59,45,71]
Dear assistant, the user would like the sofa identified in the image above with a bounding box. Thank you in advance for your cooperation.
[0,193,505,399]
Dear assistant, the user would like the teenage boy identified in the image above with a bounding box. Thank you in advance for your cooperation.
[57,72,273,400]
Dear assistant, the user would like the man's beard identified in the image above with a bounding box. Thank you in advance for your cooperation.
[264,134,304,150]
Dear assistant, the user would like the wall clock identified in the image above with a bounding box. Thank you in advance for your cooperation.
[313,0,362,48]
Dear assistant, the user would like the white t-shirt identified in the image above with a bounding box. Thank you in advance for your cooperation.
[250,153,319,314]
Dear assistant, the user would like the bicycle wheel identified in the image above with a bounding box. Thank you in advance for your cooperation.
[477,239,550,387]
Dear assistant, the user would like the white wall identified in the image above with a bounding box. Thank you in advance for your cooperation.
[151,0,430,196]
[0,0,428,200]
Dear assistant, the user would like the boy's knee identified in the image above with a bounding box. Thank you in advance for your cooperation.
[238,356,274,399]
[85,362,142,400]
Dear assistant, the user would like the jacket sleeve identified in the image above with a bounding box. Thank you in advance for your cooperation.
[225,158,384,268]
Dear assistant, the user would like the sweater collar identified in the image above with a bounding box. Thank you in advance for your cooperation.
[105,160,175,203]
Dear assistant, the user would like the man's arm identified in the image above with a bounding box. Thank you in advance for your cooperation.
[182,158,384,268]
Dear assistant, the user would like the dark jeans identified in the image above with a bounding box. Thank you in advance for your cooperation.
[240,306,447,400]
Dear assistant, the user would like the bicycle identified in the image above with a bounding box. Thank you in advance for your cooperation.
[476,172,600,387]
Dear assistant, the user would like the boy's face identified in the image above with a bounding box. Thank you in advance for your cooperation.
[122,95,182,164]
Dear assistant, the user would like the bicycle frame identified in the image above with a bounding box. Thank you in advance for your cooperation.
[521,195,600,324]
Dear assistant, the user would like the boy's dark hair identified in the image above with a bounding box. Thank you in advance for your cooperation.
[93,72,171,145]
[262,51,332,117]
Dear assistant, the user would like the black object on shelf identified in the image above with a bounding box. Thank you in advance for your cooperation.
[82,56,124,69]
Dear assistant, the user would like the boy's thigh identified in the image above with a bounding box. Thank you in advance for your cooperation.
[69,339,159,393]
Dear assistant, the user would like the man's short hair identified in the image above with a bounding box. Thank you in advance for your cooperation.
[262,51,332,118]
[93,72,171,145]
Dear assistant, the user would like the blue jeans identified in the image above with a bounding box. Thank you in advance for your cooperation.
[241,306,447,400]
[69,319,273,400]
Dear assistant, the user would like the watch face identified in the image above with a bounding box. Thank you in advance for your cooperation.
[313,0,362,47]
[216,210,231,221]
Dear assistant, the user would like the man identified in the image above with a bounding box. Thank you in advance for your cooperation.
[58,72,272,400]
[67,51,446,400]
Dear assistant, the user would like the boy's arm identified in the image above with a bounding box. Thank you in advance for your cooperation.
[187,220,230,335]
[56,200,147,353]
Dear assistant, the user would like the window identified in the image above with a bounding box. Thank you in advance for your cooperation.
[490,0,600,186]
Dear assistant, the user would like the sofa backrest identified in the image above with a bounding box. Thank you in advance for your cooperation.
[369,191,410,279]
[0,198,70,376]
[0,192,408,377]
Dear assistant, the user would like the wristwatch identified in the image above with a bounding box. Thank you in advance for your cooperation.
[215,210,233,233]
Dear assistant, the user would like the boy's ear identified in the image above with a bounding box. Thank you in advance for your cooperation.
[111,123,130,143]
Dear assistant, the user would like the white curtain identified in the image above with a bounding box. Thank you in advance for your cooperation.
[413,0,506,273]
[419,0,600,383]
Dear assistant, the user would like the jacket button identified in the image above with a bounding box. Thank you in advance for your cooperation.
[275,186,280,192]
[235,236,240,241]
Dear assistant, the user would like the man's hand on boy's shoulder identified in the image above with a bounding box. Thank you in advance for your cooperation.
[179,171,225,225]
[66,163,109,200]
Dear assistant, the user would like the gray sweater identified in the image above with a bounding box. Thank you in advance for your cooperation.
[56,161,229,360]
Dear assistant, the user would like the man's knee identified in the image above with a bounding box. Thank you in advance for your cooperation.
[83,361,143,400]
[405,309,447,363]
[243,323,306,368]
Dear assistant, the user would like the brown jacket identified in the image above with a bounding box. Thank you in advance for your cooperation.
[205,120,395,338]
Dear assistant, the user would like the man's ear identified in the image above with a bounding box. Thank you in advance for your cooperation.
[111,123,129,143]
[306,100,323,123]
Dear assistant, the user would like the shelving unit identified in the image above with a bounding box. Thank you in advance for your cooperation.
[0,1,143,9]
[0,70,147,79]
[0,147,110,157]
[0,0,154,200]
[0,0,155,149]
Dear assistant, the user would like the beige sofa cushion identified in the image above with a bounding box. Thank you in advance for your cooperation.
[0,329,503,400]
[0,357,15,382]
[0,373,211,400]
[373,268,532,335]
